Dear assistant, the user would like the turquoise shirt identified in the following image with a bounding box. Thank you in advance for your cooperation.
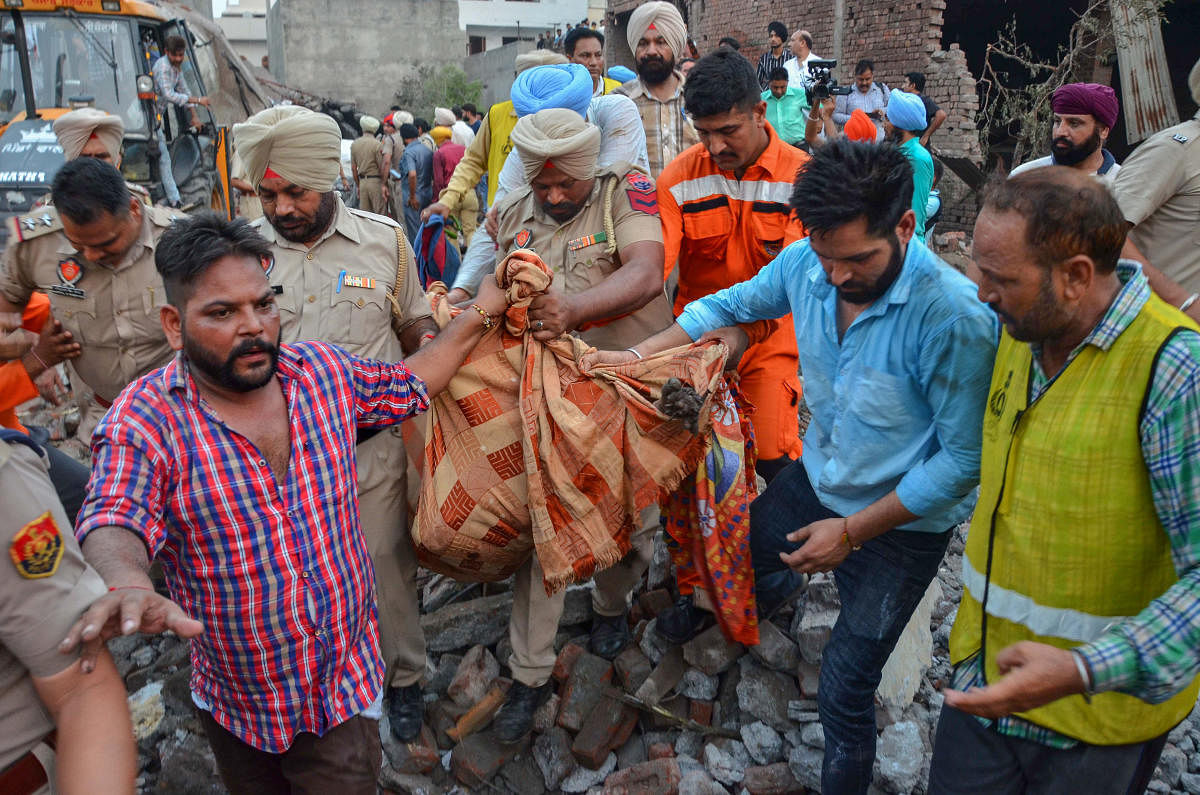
[762,87,808,145]
[900,136,934,240]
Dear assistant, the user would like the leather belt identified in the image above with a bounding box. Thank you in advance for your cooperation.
[0,732,56,795]
[356,427,381,446]
[359,175,382,181]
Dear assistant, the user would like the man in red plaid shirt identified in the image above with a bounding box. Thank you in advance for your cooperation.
[60,213,506,793]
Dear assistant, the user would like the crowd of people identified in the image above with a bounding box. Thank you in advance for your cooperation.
[2,1,1200,793]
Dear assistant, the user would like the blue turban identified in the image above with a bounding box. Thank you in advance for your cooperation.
[511,63,594,119]
[886,90,928,132]
[608,65,637,84]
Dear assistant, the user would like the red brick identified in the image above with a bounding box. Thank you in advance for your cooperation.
[450,730,526,787]
[602,757,683,794]
[743,762,802,795]
[637,588,674,618]
[688,699,713,726]
[556,651,614,732]
[571,686,639,769]
[552,641,586,683]
[648,742,675,760]
[382,724,439,775]
[613,647,653,694]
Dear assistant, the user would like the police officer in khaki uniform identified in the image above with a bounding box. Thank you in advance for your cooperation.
[0,429,135,795]
[491,108,673,742]
[234,105,438,743]
[0,158,179,440]
[351,115,387,215]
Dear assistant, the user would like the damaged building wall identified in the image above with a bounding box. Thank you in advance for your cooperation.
[607,0,983,232]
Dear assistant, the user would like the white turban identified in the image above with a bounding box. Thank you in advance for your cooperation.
[359,114,380,134]
[434,107,456,127]
[393,110,414,126]
[627,2,687,63]
[53,108,123,161]
[233,105,342,192]
[509,108,602,182]
[515,50,568,75]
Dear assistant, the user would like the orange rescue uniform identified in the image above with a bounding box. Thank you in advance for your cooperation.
[658,123,807,463]
[0,293,50,432]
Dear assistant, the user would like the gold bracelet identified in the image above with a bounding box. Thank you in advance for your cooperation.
[842,517,862,551]
[470,304,495,330]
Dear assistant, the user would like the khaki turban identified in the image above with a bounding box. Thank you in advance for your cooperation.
[233,105,342,192]
[509,107,602,182]
[515,50,568,75]
[393,110,414,126]
[434,107,455,127]
[359,114,380,134]
[53,108,124,161]
[627,2,687,63]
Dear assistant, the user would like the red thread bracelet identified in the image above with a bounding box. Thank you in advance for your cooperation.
[108,585,154,592]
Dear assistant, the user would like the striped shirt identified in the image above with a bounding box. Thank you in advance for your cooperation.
[757,50,793,90]
[954,262,1200,748]
[76,342,429,752]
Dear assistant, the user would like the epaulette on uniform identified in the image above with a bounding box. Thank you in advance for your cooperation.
[347,206,402,229]
[6,206,62,244]
[146,204,185,227]
[128,182,153,206]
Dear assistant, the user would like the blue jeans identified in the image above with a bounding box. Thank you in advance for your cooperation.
[749,460,951,794]
[157,131,180,204]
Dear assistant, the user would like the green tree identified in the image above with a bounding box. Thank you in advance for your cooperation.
[394,64,482,122]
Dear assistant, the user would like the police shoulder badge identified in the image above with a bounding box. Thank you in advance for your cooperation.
[9,511,64,579]
[58,257,83,285]
[514,228,532,249]
[625,172,658,214]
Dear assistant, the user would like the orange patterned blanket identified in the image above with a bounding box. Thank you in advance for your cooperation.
[405,250,727,594]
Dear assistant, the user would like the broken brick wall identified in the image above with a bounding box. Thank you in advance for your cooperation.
[607,0,983,233]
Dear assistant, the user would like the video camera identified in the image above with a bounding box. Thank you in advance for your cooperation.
[805,59,853,105]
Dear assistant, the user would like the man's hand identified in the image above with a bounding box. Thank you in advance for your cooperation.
[408,194,420,211]
[473,271,508,317]
[528,286,578,340]
[580,348,641,371]
[484,205,500,240]
[779,517,851,574]
[422,201,450,223]
[27,319,80,373]
[819,97,835,119]
[446,287,472,305]
[382,185,390,202]
[696,325,749,370]
[60,587,204,673]
[943,642,1086,719]
[194,96,211,107]
[0,311,33,361]
[34,367,66,405]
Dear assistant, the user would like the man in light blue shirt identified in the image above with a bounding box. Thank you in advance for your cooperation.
[591,139,996,794]
[762,66,808,146]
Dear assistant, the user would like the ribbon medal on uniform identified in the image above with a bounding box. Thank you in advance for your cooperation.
[9,511,64,579]
[514,228,533,249]
[625,173,658,215]
[568,231,608,251]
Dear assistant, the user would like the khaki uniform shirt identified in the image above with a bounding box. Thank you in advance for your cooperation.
[1112,112,1200,292]
[0,436,105,769]
[0,205,180,403]
[497,164,674,350]
[616,74,699,179]
[253,198,431,360]
[381,132,404,175]
[351,134,384,180]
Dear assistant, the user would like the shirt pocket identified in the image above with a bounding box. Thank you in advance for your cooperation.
[564,242,615,295]
[327,284,392,344]
[680,200,733,262]
[49,294,97,343]
[851,367,911,430]
[751,207,790,260]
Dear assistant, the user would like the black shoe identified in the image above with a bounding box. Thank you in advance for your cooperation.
[386,683,425,743]
[654,594,712,645]
[756,575,810,622]
[493,680,552,744]
[589,612,632,660]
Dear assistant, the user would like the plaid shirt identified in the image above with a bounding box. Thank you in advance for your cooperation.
[76,342,429,752]
[954,262,1200,748]
[617,75,699,178]
[151,54,190,115]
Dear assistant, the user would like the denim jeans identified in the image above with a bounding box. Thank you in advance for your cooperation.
[749,460,951,794]
[157,131,181,204]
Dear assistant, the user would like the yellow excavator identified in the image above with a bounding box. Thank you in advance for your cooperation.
[0,0,271,246]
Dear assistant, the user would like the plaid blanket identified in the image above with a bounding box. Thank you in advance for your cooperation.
[405,250,727,594]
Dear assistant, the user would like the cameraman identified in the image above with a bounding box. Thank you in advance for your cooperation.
[833,58,889,141]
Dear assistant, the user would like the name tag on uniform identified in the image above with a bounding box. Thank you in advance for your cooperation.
[47,284,86,299]
[567,231,608,251]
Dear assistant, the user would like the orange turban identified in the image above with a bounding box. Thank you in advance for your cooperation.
[843,109,877,143]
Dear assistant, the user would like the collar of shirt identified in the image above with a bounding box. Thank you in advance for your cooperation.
[625,73,686,103]
[1029,260,1148,384]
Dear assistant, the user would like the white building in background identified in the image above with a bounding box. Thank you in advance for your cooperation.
[458,0,591,53]
[217,0,269,68]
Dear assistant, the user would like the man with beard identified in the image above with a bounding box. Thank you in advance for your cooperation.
[232,105,439,744]
[756,21,792,91]
[929,168,1200,795]
[62,212,507,794]
[885,89,935,240]
[1010,82,1121,182]
[490,107,674,743]
[615,1,699,177]
[599,139,996,794]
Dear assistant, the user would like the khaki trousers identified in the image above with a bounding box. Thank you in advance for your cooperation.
[508,505,659,686]
[357,177,386,215]
[357,428,426,687]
